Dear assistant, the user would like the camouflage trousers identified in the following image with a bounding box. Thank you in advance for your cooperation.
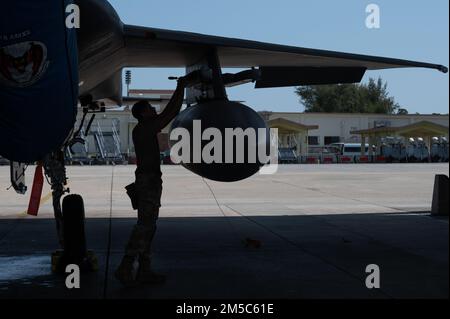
[124,174,162,258]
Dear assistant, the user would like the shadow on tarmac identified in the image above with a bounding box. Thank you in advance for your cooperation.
[0,212,448,299]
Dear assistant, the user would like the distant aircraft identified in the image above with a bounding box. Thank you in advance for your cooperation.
[0,0,447,268]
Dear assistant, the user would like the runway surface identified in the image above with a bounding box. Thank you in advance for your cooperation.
[0,164,448,298]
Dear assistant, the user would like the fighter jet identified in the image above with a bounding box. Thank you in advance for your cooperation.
[0,0,447,268]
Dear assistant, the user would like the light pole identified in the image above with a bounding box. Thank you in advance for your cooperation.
[125,70,132,97]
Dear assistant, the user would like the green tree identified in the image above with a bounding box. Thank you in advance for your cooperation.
[295,78,402,114]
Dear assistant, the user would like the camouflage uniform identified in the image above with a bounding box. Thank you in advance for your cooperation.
[116,81,184,286]
[116,116,165,286]
[124,173,162,259]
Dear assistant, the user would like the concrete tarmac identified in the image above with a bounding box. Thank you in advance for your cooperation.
[0,164,448,299]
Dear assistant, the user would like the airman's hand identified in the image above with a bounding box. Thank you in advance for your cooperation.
[177,76,188,88]
[177,70,201,88]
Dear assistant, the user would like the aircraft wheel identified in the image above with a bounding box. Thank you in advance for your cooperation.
[62,194,87,266]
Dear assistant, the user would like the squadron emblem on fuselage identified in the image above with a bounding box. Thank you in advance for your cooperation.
[0,41,49,87]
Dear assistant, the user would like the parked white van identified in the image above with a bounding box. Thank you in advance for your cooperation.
[331,143,369,156]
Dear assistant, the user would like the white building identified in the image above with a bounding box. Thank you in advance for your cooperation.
[74,91,449,159]
[262,112,449,147]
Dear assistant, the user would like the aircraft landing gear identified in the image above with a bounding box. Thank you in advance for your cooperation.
[43,152,98,273]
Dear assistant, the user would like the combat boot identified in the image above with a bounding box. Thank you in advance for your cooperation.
[136,254,166,285]
[114,255,138,287]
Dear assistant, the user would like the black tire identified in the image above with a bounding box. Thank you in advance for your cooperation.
[62,194,87,265]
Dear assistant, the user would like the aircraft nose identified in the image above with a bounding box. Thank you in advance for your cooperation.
[0,0,79,162]
[0,109,76,163]
[0,130,66,163]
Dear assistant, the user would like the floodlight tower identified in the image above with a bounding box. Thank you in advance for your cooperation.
[125,70,132,97]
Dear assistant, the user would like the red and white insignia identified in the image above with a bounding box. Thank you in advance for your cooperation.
[0,41,49,87]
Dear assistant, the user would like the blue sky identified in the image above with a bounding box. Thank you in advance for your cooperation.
[109,0,449,114]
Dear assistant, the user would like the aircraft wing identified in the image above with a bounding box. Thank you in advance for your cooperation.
[123,25,448,88]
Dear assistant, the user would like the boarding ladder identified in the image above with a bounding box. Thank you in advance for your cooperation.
[94,121,107,161]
